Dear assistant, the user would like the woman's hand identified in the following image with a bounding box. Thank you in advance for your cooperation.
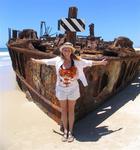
[30,58,36,62]
[30,58,43,64]
[93,58,108,66]
[100,58,108,66]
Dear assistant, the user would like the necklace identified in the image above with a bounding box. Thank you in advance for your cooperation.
[63,60,71,69]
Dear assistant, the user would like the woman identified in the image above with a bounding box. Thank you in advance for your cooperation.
[31,42,107,142]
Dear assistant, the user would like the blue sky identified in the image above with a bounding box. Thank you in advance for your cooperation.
[0,0,140,48]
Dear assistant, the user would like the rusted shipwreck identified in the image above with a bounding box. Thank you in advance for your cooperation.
[7,7,140,123]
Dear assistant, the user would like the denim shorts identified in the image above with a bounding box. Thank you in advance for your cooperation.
[55,82,80,101]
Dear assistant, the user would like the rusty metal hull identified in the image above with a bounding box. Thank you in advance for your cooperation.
[7,45,140,124]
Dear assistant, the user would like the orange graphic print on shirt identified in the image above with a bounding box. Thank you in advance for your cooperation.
[59,66,77,86]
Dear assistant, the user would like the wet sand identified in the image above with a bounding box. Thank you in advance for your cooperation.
[0,56,140,150]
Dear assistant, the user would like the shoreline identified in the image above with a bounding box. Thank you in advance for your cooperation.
[0,52,9,57]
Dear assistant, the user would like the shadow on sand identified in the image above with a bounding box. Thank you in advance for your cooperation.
[74,72,140,142]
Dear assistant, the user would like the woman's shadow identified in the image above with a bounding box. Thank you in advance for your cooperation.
[74,72,140,142]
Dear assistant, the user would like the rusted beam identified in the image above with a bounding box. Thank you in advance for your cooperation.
[66,7,77,45]
[8,45,56,58]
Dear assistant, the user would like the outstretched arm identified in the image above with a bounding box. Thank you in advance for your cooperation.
[80,58,108,68]
[31,58,45,64]
[92,58,108,66]
[30,56,59,65]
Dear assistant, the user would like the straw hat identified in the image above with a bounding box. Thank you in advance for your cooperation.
[59,42,76,53]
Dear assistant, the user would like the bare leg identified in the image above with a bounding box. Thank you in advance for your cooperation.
[68,100,76,133]
[60,116,64,132]
[59,100,68,133]
[67,100,76,142]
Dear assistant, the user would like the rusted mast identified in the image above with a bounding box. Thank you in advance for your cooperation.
[66,7,78,46]
[89,23,95,38]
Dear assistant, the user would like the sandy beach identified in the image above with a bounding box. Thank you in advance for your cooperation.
[0,53,140,150]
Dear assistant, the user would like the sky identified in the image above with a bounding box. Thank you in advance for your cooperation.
[0,0,140,48]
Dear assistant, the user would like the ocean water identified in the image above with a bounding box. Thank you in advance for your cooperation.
[0,48,11,67]
[0,47,8,52]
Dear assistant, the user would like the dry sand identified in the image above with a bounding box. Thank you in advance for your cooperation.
[0,56,140,150]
